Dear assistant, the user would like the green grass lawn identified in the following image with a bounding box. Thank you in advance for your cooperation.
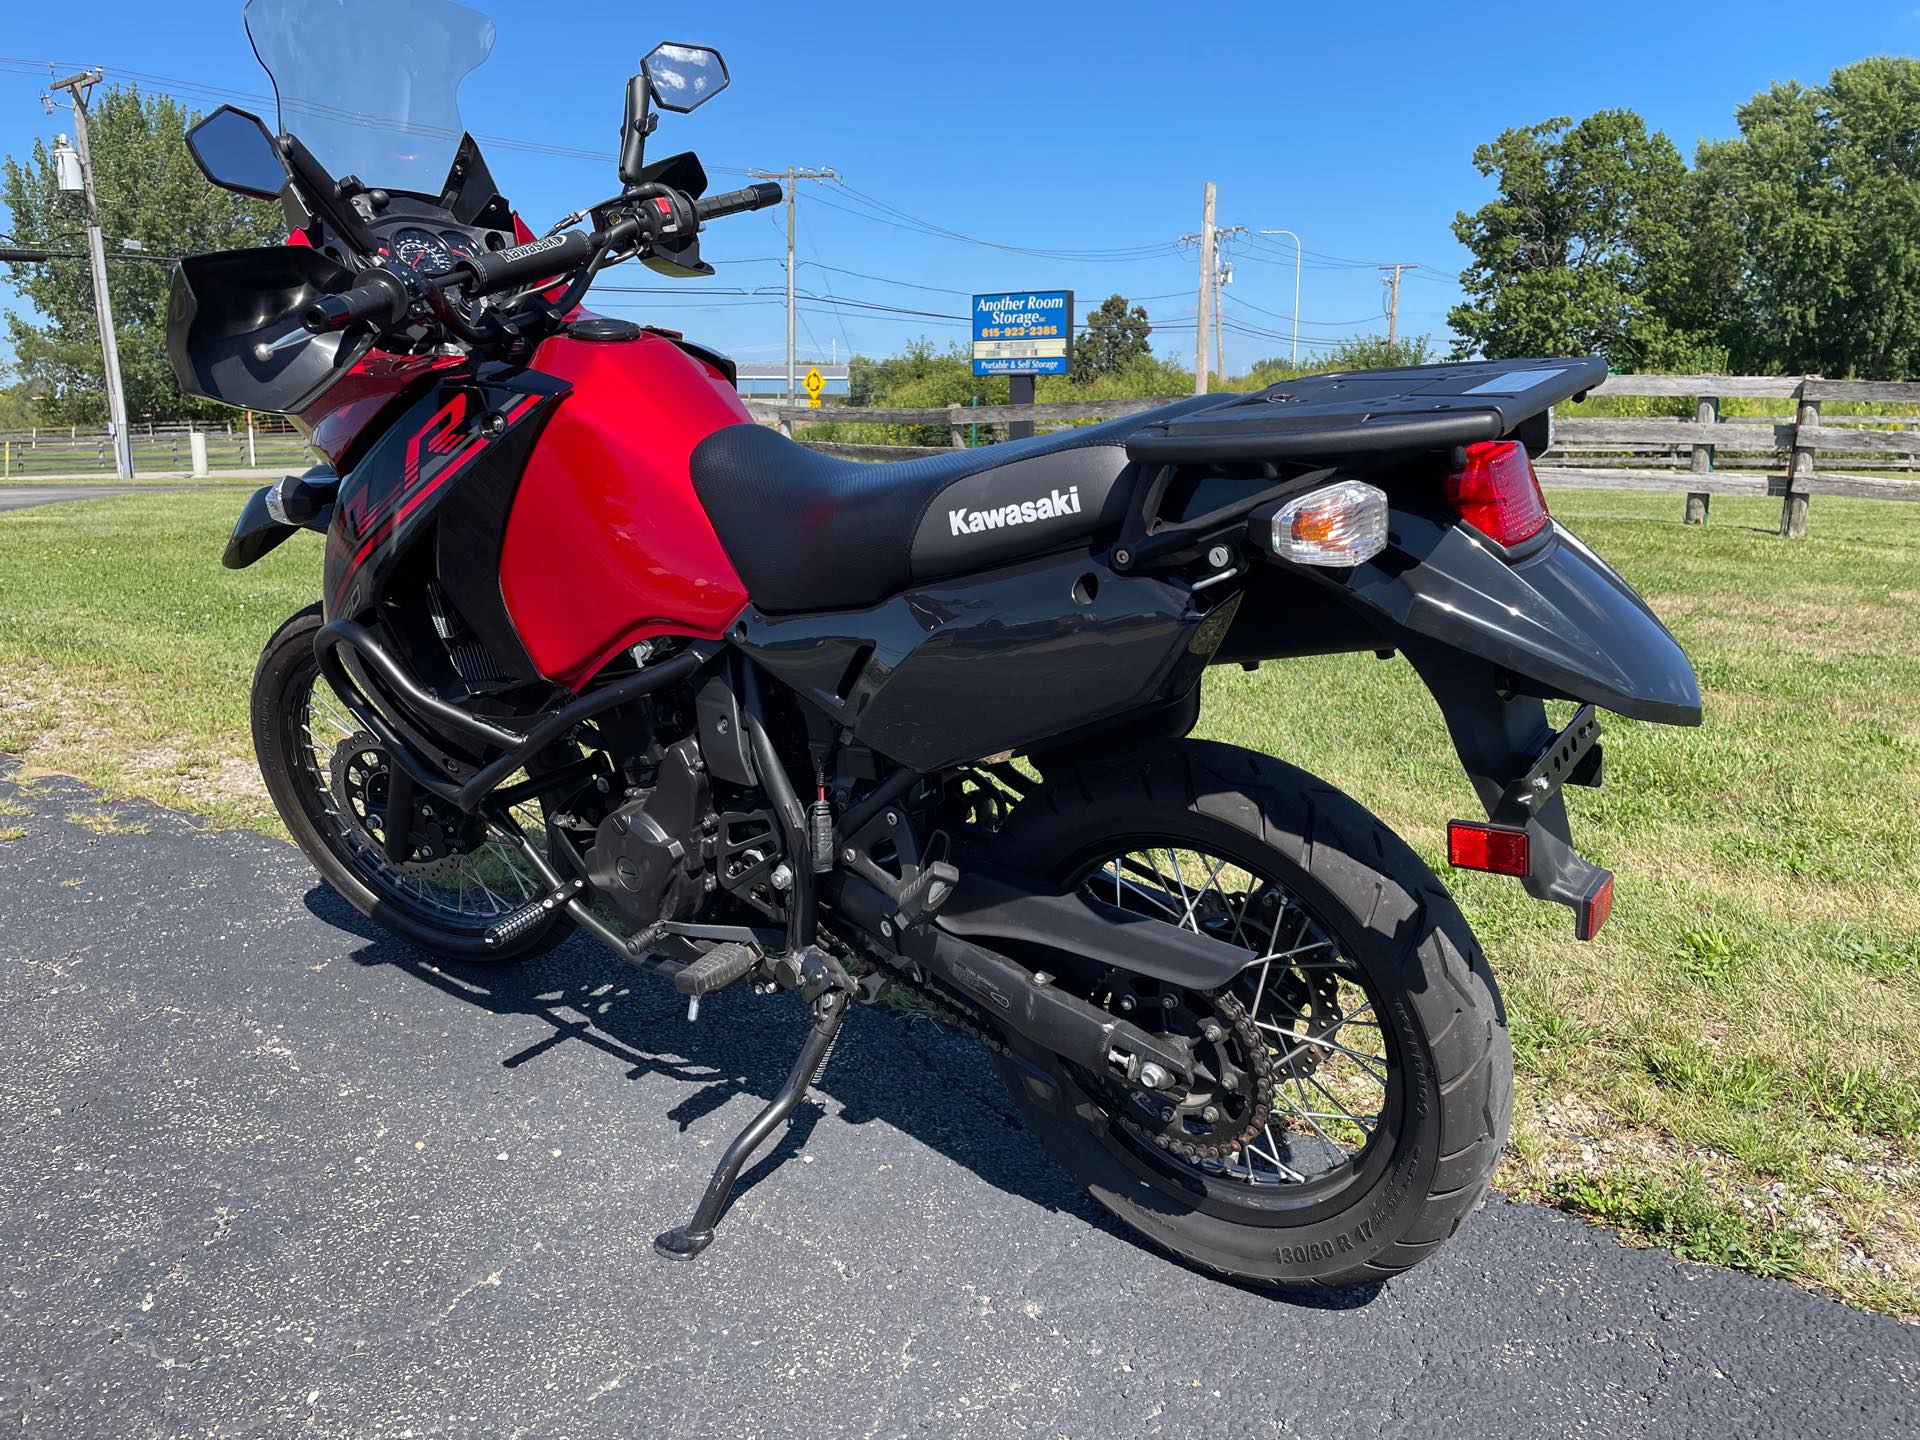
[1,486,1916,1315]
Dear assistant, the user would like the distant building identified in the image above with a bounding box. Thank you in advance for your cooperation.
[733,362,851,400]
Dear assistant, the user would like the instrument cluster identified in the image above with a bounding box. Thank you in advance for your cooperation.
[381,224,492,277]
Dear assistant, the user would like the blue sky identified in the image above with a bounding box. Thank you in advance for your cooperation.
[2,0,1916,374]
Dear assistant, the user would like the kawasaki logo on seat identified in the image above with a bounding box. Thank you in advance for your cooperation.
[949,485,1081,538]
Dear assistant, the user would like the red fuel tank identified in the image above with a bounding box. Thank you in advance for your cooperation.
[500,330,753,689]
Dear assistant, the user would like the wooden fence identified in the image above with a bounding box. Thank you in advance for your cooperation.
[749,374,1920,539]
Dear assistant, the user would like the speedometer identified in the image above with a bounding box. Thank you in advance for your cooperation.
[389,226,453,276]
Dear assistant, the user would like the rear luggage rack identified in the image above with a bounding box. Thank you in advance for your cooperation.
[1124,355,1607,468]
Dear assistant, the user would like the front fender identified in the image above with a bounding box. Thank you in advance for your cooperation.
[221,469,336,570]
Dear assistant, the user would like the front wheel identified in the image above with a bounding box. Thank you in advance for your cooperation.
[252,604,569,963]
[988,739,1512,1290]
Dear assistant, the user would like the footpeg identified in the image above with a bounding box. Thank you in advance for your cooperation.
[483,878,582,950]
[673,941,759,997]
[894,860,958,927]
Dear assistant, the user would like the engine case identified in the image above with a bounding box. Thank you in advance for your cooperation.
[588,738,711,928]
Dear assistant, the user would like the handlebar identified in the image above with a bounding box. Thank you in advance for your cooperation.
[300,269,410,334]
[447,230,597,298]
[693,181,784,222]
[300,180,784,341]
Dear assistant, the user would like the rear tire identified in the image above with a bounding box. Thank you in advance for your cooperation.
[988,739,1512,1289]
[252,604,569,964]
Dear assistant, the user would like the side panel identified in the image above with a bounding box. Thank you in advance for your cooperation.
[737,550,1233,772]
[323,369,563,635]
[501,332,752,689]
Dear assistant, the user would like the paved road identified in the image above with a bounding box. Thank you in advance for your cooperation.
[0,485,189,512]
[0,764,1913,1439]
[0,480,263,512]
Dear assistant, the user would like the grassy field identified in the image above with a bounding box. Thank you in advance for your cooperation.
[0,487,1915,1316]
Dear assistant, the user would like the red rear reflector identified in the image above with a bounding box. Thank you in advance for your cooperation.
[1446,440,1550,547]
[1576,871,1615,942]
[1446,820,1531,877]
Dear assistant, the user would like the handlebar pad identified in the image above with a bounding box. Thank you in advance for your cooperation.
[300,269,410,334]
[451,229,596,297]
[694,182,784,222]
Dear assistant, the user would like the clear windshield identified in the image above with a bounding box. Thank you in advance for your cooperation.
[244,0,495,196]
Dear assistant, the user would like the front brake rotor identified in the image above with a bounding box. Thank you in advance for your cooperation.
[328,733,480,876]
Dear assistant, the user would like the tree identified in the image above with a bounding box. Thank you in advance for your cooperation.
[1070,293,1151,382]
[1448,111,1717,370]
[1691,59,1920,379]
[1,86,283,423]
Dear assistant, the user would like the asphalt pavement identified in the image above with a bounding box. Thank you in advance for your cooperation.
[1,761,1914,1438]
[0,478,267,512]
[0,485,193,512]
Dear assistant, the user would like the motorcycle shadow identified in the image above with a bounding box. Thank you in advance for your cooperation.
[303,884,1383,1311]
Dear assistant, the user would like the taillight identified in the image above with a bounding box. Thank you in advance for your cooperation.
[1446,820,1530,877]
[1445,440,1550,547]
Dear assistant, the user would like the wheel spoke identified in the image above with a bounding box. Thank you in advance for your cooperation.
[1075,837,1393,1192]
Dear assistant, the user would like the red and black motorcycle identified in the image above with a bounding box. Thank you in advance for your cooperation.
[170,0,1699,1285]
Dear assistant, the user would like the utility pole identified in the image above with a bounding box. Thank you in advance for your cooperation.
[1193,182,1215,395]
[1379,263,1417,360]
[50,69,132,480]
[747,166,837,404]
[1179,203,1248,394]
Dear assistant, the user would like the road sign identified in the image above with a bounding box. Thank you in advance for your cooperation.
[971,291,1074,377]
[804,366,824,408]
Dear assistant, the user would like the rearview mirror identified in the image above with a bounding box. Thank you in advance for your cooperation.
[186,105,286,200]
[642,43,729,113]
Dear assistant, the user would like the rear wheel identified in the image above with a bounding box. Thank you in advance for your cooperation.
[988,739,1511,1289]
[252,604,568,963]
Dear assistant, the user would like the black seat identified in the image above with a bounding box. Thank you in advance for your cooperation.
[690,396,1224,613]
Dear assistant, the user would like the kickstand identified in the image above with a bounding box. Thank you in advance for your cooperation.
[654,950,852,1261]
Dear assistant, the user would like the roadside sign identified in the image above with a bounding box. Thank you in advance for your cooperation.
[804,366,824,408]
[971,291,1074,377]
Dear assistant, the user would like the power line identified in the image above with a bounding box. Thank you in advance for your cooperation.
[1219,291,1381,330]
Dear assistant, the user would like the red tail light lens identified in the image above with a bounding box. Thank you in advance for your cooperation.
[1446,820,1531,877]
[1446,440,1550,547]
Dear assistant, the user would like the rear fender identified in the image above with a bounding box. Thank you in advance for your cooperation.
[1226,505,1699,935]
[1334,508,1701,726]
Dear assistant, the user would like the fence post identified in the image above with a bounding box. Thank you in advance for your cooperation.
[246,411,257,468]
[947,403,965,449]
[1781,378,1818,539]
[1685,394,1717,524]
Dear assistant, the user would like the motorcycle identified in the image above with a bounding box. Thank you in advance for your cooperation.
[168,0,1700,1287]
